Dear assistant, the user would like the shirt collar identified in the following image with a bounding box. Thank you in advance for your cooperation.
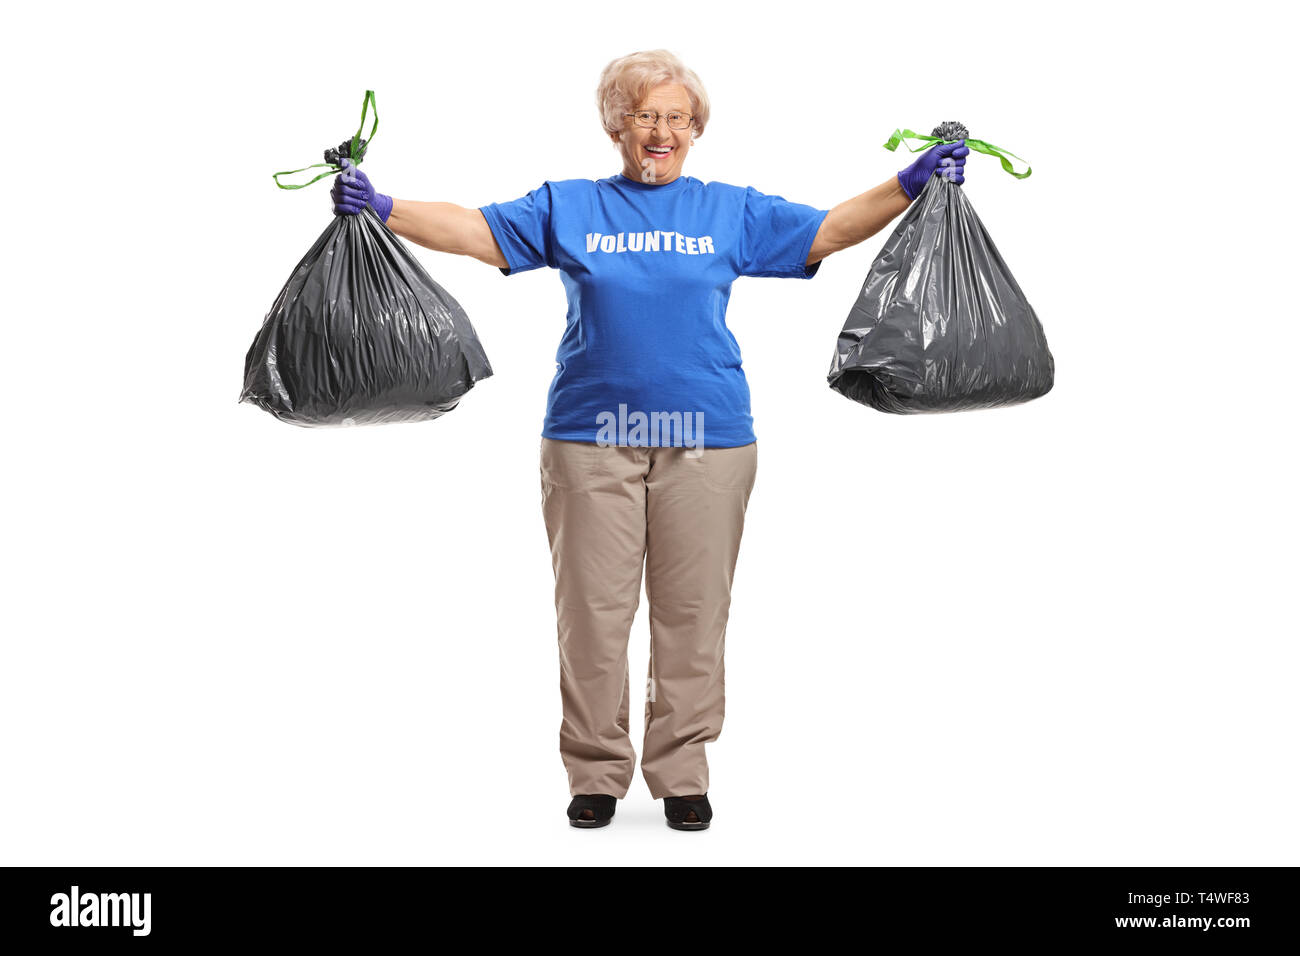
[613,172,689,192]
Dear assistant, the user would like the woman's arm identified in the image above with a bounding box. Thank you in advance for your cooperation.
[806,175,910,267]
[331,161,509,268]
[387,200,508,269]
[806,140,970,266]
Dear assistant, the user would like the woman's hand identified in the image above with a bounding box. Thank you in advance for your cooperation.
[897,140,969,200]
[330,158,394,222]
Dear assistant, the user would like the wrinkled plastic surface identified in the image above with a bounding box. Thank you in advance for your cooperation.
[827,176,1052,413]
[241,206,492,426]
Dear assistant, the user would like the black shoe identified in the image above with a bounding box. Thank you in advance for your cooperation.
[663,793,712,831]
[567,794,617,828]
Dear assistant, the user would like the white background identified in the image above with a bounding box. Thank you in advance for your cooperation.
[3,0,1294,866]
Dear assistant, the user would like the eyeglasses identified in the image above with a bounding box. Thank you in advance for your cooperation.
[624,110,694,130]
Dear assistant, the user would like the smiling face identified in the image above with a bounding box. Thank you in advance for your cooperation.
[611,82,695,185]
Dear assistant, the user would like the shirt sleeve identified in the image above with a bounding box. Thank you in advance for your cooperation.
[738,185,830,279]
[478,182,557,276]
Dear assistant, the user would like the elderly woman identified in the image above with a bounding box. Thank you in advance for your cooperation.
[331,50,968,831]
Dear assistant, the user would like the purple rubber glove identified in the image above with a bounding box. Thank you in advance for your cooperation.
[897,140,969,200]
[331,158,393,222]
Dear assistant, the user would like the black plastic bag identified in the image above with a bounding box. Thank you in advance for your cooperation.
[827,127,1052,414]
[240,91,492,426]
[240,207,492,426]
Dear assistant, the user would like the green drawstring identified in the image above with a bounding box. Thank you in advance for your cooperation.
[883,127,1031,179]
[272,91,380,190]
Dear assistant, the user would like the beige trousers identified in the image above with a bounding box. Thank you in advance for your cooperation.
[539,436,758,800]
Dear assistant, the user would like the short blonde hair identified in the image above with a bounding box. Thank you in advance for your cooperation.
[596,50,711,141]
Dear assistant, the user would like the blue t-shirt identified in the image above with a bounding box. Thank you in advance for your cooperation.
[479,172,829,447]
